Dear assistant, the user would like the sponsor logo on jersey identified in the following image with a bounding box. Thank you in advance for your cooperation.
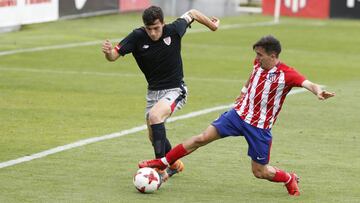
[163,36,171,46]
[142,45,149,49]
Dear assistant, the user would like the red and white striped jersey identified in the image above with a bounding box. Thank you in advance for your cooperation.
[234,60,306,129]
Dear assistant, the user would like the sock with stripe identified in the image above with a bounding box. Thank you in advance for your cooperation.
[271,168,291,183]
[165,144,188,165]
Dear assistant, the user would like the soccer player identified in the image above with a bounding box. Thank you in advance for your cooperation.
[102,6,220,181]
[139,35,335,195]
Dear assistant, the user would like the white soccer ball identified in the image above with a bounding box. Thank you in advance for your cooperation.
[133,167,161,193]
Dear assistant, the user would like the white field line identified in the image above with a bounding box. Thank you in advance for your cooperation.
[0,21,276,57]
[0,87,310,169]
[0,67,243,83]
[0,67,141,77]
[0,40,106,57]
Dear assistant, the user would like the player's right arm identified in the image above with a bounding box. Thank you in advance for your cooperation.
[183,9,220,31]
[102,39,120,62]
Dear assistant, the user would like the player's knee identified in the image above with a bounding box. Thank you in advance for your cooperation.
[148,112,162,124]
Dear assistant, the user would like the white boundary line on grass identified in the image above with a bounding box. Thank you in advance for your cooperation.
[0,21,276,57]
[0,88,309,169]
[0,67,141,77]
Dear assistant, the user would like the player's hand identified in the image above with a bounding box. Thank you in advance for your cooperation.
[211,17,220,31]
[102,39,113,54]
[317,90,335,100]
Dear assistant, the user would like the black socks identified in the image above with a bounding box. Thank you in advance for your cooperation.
[151,122,172,158]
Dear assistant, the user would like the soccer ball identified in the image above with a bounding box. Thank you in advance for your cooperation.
[133,167,161,193]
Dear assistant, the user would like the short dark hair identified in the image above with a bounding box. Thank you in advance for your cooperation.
[253,35,282,57]
[142,6,164,26]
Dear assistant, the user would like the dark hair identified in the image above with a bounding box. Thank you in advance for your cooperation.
[142,6,164,26]
[253,35,282,57]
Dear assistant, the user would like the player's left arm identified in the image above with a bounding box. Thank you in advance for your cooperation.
[183,9,220,31]
[301,80,335,100]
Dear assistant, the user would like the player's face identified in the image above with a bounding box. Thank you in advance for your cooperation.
[254,47,277,70]
[144,19,164,41]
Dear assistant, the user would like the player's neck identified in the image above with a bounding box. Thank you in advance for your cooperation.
[262,59,280,70]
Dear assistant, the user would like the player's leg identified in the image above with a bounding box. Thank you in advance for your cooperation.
[148,96,185,159]
[251,161,276,179]
[148,99,172,158]
[145,90,171,182]
[243,124,300,196]
[146,119,172,165]
[146,86,188,180]
[146,90,176,159]
[146,100,172,181]
[168,125,221,163]
[139,125,221,169]
[140,108,244,168]
[251,161,300,196]
[146,119,172,157]
[162,86,188,176]
[147,85,187,158]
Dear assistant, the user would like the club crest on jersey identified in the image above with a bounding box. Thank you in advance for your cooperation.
[267,72,278,82]
[163,36,171,46]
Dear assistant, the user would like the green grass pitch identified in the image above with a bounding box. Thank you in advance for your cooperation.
[0,13,359,202]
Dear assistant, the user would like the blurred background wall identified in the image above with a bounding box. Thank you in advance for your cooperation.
[150,0,241,17]
[1,0,360,33]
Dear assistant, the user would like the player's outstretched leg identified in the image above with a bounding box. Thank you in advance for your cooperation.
[252,161,300,196]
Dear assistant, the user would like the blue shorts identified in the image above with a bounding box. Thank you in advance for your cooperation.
[211,109,272,165]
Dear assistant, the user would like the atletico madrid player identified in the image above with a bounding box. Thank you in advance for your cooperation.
[139,35,335,196]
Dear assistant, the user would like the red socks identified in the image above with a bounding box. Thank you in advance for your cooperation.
[165,144,188,165]
[271,169,291,183]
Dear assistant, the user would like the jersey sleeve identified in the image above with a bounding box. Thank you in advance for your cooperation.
[285,68,306,87]
[115,30,137,56]
[168,18,189,38]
